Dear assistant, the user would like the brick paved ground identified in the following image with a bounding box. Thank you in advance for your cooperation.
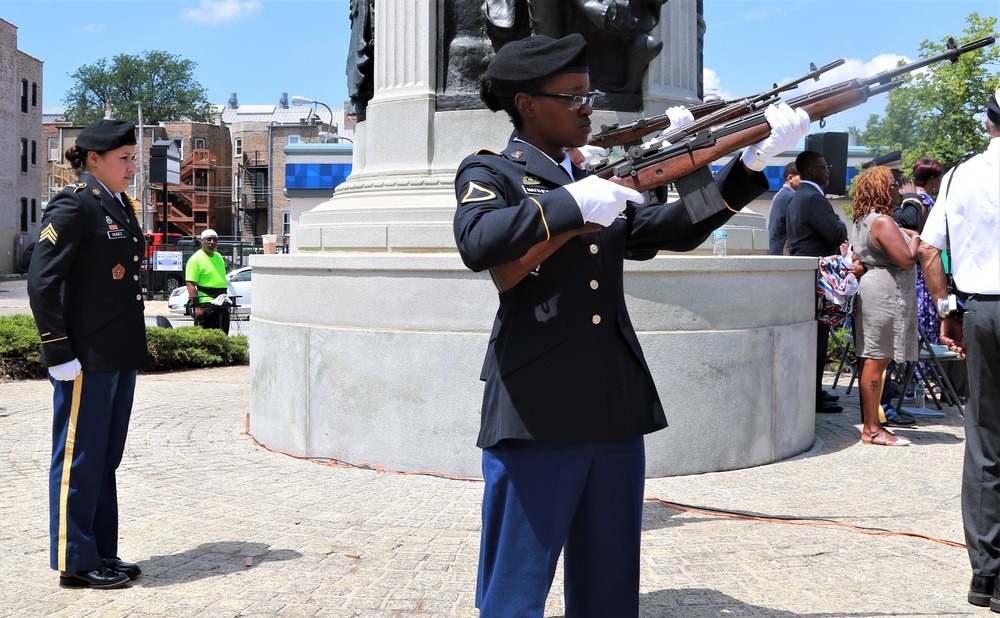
[0,365,980,617]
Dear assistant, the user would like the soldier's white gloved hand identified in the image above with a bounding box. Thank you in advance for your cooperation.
[49,358,82,381]
[574,145,609,167]
[741,102,811,171]
[665,105,695,130]
[564,175,646,227]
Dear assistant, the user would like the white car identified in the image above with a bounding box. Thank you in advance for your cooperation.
[167,266,252,316]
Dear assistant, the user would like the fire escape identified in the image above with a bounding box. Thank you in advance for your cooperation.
[239,150,269,238]
[151,149,220,237]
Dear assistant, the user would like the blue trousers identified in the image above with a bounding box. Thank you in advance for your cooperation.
[49,370,136,572]
[477,437,645,618]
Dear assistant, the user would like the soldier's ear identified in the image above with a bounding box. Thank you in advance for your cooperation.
[514,92,535,120]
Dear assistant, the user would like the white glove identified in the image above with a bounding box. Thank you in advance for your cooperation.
[563,175,646,227]
[573,145,609,167]
[740,102,811,171]
[49,358,82,381]
[665,105,695,130]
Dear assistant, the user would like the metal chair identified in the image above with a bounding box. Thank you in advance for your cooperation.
[894,323,965,416]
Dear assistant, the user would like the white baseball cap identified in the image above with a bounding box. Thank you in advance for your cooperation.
[200,229,218,239]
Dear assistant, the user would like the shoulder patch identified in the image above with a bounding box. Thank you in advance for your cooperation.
[474,148,502,156]
[461,181,498,204]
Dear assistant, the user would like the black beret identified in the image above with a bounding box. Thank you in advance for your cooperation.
[488,33,588,83]
[76,119,137,152]
[861,149,902,169]
[988,83,1000,124]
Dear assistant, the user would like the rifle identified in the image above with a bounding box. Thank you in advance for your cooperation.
[588,59,846,149]
[486,36,994,294]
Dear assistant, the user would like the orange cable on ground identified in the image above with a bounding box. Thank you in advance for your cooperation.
[646,497,965,549]
[241,415,965,547]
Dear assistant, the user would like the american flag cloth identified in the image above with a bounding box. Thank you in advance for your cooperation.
[817,254,859,326]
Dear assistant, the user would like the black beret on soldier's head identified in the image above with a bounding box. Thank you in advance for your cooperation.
[487,33,588,83]
[76,119,137,152]
[988,83,1000,124]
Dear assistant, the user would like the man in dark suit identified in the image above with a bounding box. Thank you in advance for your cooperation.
[787,150,849,414]
[767,161,799,255]
[28,119,147,589]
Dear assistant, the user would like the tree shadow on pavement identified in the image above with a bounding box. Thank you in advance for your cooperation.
[136,541,302,587]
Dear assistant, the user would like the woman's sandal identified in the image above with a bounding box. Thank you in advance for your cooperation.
[861,428,911,447]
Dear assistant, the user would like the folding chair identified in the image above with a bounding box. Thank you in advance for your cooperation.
[895,323,965,417]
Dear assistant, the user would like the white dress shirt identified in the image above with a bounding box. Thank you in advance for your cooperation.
[922,137,1000,294]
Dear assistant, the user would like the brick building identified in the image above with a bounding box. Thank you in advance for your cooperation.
[0,18,42,275]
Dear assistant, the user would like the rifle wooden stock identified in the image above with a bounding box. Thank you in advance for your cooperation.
[488,223,602,293]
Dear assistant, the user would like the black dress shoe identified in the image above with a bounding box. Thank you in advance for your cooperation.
[820,390,840,402]
[970,574,996,606]
[816,400,843,414]
[103,557,141,580]
[59,565,129,589]
[885,411,918,427]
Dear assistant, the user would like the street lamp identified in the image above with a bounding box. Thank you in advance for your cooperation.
[291,95,334,142]
[318,131,353,144]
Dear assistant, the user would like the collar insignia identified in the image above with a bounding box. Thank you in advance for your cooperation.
[112,264,126,280]
[522,176,540,186]
[461,181,498,204]
[92,188,101,197]
[40,223,58,245]
[511,149,524,159]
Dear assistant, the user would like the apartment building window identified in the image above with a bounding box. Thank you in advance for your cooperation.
[288,135,300,144]
[31,141,37,166]
[48,138,60,161]
[20,139,28,172]
[31,199,37,223]
[234,173,243,201]
[20,80,28,113]
[282,211,291,236]
[20,199,28,232]
[47,174,55,201]
[234,138,242,157]
[31,82,38,107]
[194,138,205,150]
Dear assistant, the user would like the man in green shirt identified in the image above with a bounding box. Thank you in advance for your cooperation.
[185,229,230,334]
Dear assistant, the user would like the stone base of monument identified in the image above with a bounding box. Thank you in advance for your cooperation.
[248,253,818,478]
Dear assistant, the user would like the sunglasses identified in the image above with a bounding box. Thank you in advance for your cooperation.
[527,92,596,110]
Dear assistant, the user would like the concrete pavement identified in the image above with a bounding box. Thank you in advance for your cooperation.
[0,363,982,617]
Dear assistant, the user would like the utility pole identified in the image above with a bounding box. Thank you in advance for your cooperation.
[136,102,147,232]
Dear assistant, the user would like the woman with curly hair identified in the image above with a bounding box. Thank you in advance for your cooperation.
[850,166,923,446]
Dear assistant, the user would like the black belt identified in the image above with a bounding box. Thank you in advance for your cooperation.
[967,294,1000,301]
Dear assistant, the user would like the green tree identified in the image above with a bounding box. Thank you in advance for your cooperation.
[854,13,1000,171]
[63,51,214,125]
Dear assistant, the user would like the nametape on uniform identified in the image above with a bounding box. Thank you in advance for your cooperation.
[107,230,127,240]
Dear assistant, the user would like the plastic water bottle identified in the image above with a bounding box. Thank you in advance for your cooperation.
[915,384,926,408]
[712,229,728,257]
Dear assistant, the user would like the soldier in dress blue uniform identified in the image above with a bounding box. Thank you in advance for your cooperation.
[28,119,147,589]
[453,34,811,616]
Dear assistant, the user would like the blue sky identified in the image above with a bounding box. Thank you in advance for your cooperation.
[2,0,998,130]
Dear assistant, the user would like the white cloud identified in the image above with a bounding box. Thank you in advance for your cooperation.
[702,67,733,101]
[82,24,105,33]
[798,54,911,95]
[181,0,262,25]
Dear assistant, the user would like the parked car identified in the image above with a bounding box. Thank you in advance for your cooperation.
[166,266,252,316]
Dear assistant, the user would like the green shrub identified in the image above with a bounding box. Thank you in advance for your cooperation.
[0,314,248,380]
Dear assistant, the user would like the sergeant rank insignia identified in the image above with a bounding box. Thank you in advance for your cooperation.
[112,264,126,280]
[40,223,58,245]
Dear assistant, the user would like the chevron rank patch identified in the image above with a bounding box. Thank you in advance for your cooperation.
[462,181,497,204]
[39,223,58,245]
